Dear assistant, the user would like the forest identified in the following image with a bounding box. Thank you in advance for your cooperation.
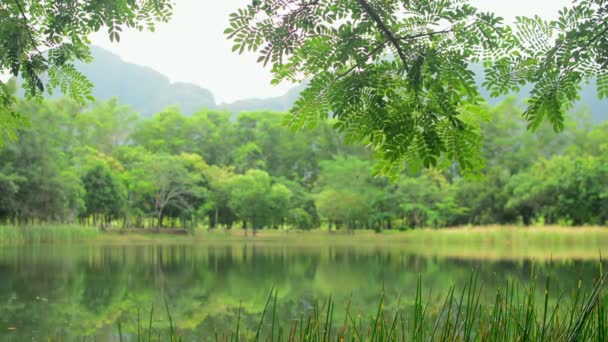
[1,83,606,232]
[3,0,608,339]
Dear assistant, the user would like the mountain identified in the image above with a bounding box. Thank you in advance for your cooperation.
[76,46,304,117]
[35,46,608,121]
[219,83,306,113]
[76,47,215,117]
[575,83,607,122]
[479,87,607,123]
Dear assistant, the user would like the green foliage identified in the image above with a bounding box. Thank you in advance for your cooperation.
[0,79,28,147]
[316,189,370,230]
[397,170,463,228]
[507,155,608,225]
[227,170,276,230]
[140,153,207,228]
[485,1,608,132]
[0,163,24,218]
[226,0,509,173]
[1,0,605,181]
[0,0,173,143]
[205,165,237,228]
[228,0,608,174]
[82,162,127,226]
[269,183,292,228]
[233,142,267,173]
[286,208,314,230]
[74,98,139,154]
[314,157,375,229]
[0,95,605,229]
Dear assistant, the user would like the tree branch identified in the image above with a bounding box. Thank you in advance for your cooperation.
[579,24,608,53]
[13,0,47,61]
[335,41,386,78]
[397,28,454,41]
[290,0,320,18]
[356,0,408,70]
[287,40,387,127]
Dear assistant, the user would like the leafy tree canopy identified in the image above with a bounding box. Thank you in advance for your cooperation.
[0,0,173,142]
[0,96,605,228]
[2,0,606,174]
[227,0,608,174]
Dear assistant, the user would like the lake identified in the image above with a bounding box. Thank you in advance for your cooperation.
[0,241,603,341]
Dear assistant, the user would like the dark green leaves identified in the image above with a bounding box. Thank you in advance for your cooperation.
[227,0,608,174]
[489,1,608,132]
[226,0,510,174]
[0,0,174,144]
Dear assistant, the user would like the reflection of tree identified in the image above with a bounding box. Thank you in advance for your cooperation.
[0,245,603,340]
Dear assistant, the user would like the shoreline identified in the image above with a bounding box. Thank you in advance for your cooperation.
[1,225,607,261]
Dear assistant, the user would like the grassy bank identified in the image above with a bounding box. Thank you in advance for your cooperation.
[1,225,608,260]
[0,225,100,244]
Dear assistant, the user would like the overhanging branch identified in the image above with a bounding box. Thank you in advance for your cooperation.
[356,0,408,70]
[397,28,454,41]
[13,0,47,61]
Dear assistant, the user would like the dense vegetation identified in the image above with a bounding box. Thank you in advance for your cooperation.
[3,0,607,173]
[0,88,605,232]
[2,2,607,341]
[228,0,608,173]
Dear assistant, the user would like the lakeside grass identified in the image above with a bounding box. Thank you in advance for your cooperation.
[1,225,608,261]
[211,272,608,342]
[0,224,100,245]
[43,270,608,341]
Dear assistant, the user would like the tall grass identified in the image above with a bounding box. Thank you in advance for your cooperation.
[44,268,608,341]
[216,272,608,341]
[0,225,99,244]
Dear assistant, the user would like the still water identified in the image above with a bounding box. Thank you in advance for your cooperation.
[0,242,601,341]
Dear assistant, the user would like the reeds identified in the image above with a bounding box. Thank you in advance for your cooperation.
[0,225,99,244]
[212,273,608,341]
[71,268,608,341]
[76,272,608,342]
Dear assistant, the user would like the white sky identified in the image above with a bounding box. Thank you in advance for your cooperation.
[90,0,571,104]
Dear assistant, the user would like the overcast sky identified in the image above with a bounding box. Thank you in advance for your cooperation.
[90,0,572,104]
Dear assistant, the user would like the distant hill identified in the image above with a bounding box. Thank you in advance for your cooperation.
[74,46,306,117]
[472,64,607,122]
[31,46,608,121]
[76,47,215,117]
[219,83,307,113]
[479,86,607,123]
[574,83,607,122]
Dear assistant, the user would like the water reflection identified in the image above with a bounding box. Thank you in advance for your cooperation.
[0,243,601,341]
